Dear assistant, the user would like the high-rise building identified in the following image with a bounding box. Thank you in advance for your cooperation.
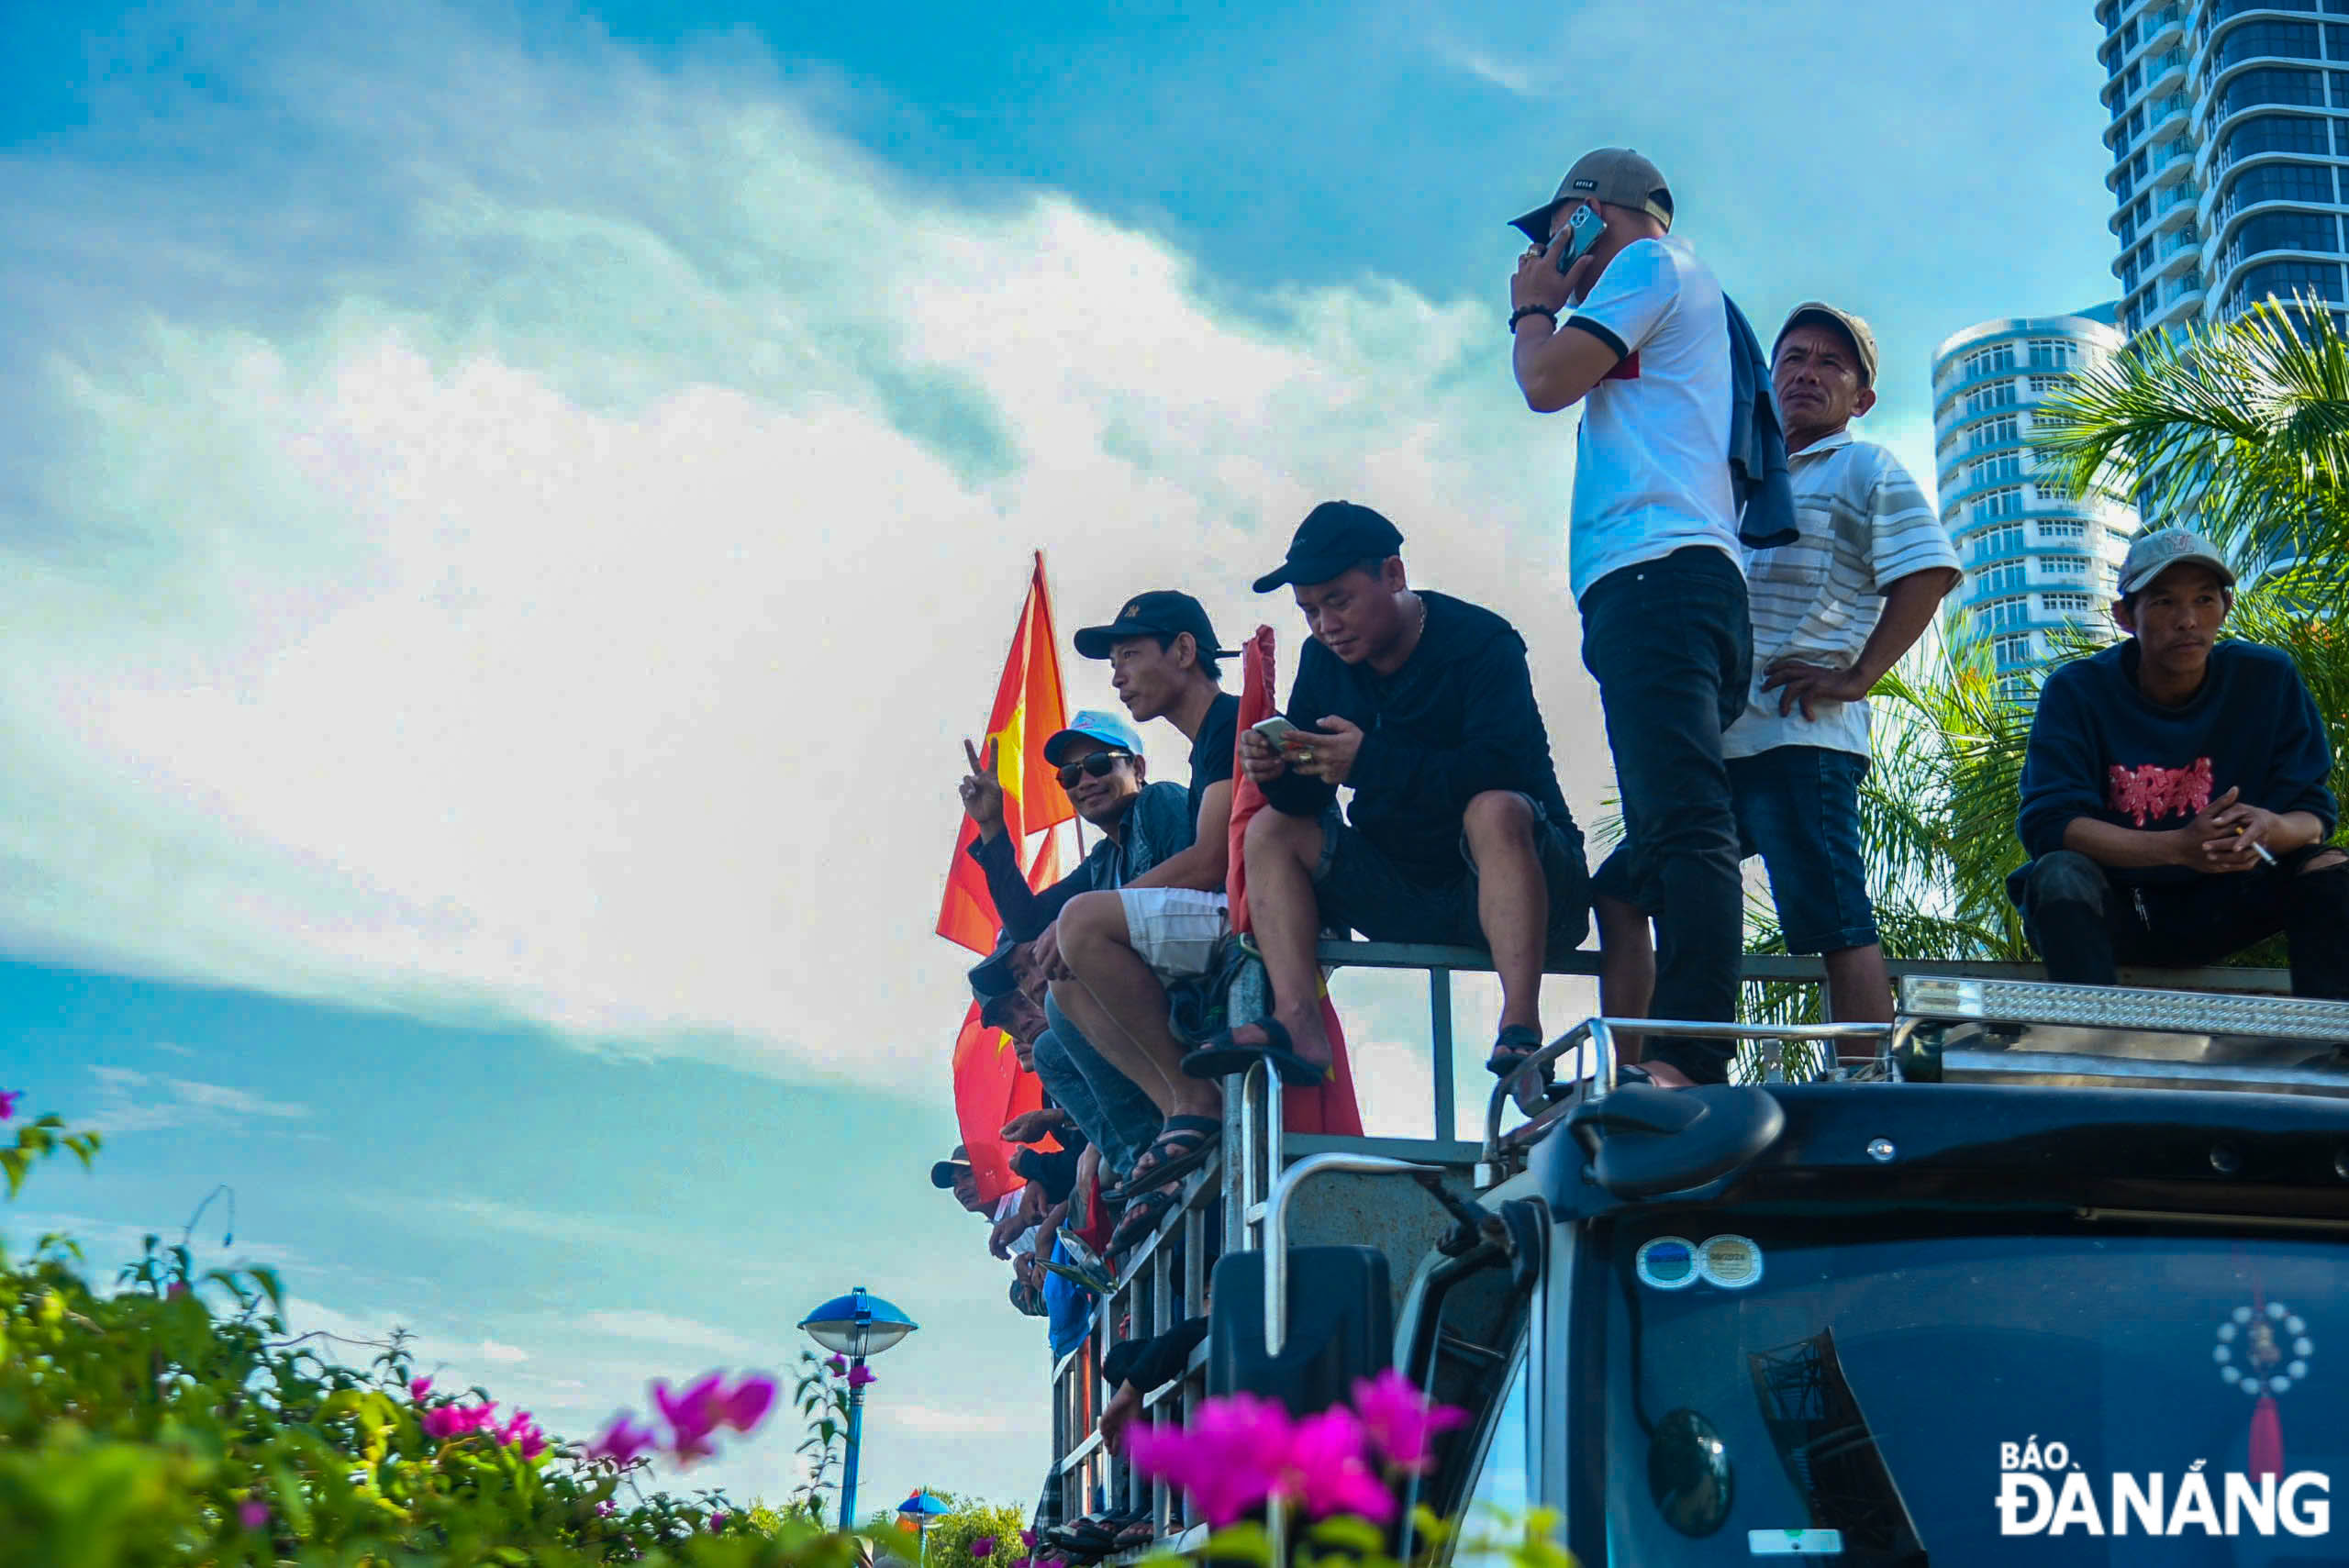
[1932,313,2143,695]
[2100,0,2349,338]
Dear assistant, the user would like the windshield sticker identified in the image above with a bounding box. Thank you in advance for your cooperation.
[1698,1234,1765,1289]
[1747,1528,1842,1555]
[1635,1236,1698,1289]
[2216,1299,2313,1397]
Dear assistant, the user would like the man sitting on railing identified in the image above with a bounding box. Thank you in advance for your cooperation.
[2010,528,2349,996]
[1190,501,1590,1093]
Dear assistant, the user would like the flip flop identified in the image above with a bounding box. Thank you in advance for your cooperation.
[1108,1185,1180,1260]
[1041,1257,1115,1296]
[1180,1017,1329,1087]
[1102,1115,1220,1204]
[1486,1024,1561,1110]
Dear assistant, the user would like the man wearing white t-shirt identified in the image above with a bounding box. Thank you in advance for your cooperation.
[1508,146,1748,1086]
[1594,303,1960,1047]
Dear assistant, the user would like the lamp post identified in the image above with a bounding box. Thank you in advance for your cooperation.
[798,1286,918,1531]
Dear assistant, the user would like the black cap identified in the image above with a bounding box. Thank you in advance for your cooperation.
[1072,590,1239,661]
[1252,501,1406,593]
[979,989,1026,1030]
[968,930,1020,1002]
[930,1145,972,1188]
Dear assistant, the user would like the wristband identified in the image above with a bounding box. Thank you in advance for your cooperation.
[1508,304,1558,331]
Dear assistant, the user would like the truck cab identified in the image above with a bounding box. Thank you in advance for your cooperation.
[1052,948,2349,1567]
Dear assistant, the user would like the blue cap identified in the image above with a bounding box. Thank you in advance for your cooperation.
[1042,708,1145,766]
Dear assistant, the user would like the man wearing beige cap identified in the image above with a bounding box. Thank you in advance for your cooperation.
[1507,146,1749,1086]
[2010,528,2349,995]
[1594,302,1959,1047]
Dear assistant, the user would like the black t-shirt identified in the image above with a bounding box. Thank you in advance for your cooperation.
[1186,691,1240,829]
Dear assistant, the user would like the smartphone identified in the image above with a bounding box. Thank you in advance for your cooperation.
[1553,203,1605,274]
[1251,716,1308,750]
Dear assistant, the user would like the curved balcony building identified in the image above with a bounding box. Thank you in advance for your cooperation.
[2100,0,2349,337]
[1932,315,2142,695]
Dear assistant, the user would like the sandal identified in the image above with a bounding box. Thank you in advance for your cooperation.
[1486,1024,1560,1110]
[1181,1016,1329,1087]
[1103,1115,1220,1204]
[1108,1185,1180,1259]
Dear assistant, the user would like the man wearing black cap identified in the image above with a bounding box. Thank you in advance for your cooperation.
[1186,501,1588,1100]
[1504,146,1750,1085]
[1038,592,1244,1254]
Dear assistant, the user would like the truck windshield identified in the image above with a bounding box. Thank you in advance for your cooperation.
[1598,1216,2343,1566]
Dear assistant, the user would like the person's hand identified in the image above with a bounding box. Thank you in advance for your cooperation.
[1289,717,1365,785]
[959,739,1007,840]
[2168,785,2255,871]
[1031,920,1073,984]
[999,1107,1065,1144]
[1761,659,1873,721]
[989,1183,1044,1259]
[1512,232,1581,316]
[1013,1252,1043,1291]
[1238,725,1288,784]
[1099,1381,1143,1457]
[2203,794,2285,873]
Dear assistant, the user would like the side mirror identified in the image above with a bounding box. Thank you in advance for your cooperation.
[1567,1084,1786,1199]
[1208,1245,1392,1415]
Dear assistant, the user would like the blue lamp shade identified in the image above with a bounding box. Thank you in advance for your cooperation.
[897,1491,952,1518]
[798,1286,919,1359]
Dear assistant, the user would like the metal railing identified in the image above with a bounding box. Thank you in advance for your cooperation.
[1041,939,2292,1534]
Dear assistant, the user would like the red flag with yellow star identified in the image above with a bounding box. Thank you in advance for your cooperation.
[936,553,1077,954]
[953,835,1065,1203]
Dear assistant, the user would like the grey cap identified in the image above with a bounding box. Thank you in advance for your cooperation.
[2119,528,2238,597]
[1510,147,1675,245]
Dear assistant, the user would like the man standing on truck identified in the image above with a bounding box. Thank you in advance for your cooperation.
[1506,147,1749,1087]
[2011,528,2349,995]
[1595,303,1959,1045]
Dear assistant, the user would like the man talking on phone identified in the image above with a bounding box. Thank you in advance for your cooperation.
[1182,501,1589,1100]
[1506,146,1746,1088]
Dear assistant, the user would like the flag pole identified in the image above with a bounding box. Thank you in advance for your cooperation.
[1037,550,1085,860]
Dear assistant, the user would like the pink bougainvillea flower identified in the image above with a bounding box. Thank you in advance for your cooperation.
[1129,1392,1297,1527]
[1350,1369,1468,1476]
[718,1373,778,1432]
[1279,1407,1394,1523]
[710,1512,729,1532]
[970,1536,996,1558]
[239,1501,268,1530]
[846,1362,877,1389]
[167,1282,190,1300]
[407,1377,433,1400]
[652,1373,728,1463]
[596,1499,618,1518]
[0,1090,19,1120]
[586,1413,659,1467]
[826,1354,848,1373]
[424,1403,498,1441]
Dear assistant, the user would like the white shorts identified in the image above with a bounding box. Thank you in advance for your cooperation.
[1119,887,1230,981]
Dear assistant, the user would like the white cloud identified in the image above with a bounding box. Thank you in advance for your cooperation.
[83,1065,311,1134]
[0,2,1599,1099]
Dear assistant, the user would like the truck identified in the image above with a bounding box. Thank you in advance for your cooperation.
[1044,941,2349,1566]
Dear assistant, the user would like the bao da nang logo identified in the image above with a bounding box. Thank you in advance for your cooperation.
[1996,1439,2331,1539]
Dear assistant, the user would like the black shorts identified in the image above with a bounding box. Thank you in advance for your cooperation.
[1310,796,1591,954]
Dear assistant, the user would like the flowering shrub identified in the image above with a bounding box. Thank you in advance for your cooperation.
[0,1097,877,1567]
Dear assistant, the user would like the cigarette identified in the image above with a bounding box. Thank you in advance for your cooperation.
[2252,841,2277,866]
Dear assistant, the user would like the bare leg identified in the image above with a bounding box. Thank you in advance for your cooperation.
[1463,792,1547,1037]
[1222,807,1331,1065]
[1820,943,1892,1064]
[1594,893,1655,1062]
[1051,893,1220,1120]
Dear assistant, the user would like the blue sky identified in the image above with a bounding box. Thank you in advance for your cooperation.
[0,0,2121,1514]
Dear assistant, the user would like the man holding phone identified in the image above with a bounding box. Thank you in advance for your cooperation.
[1183,501,1589,1097]
[1505,146,1747,1088]
[2010,528,2349,995]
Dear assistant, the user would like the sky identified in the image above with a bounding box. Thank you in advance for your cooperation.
[0,0,2124,1515]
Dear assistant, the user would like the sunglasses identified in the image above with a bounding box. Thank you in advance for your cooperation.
[1055,751,1134,788]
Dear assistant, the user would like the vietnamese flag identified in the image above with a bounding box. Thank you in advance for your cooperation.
[953,833,1065,1204]
[936,552,1077,954]
[1228,625,1363,1138]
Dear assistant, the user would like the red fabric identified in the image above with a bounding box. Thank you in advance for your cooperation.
[1226,626,1364,1138]
[950,828,1067,1206]
[936,552,1078,953]
[2251,1394,2283,1480]
[1605,350,1641,380]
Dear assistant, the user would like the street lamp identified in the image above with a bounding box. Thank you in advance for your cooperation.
[799,1286,918,1530]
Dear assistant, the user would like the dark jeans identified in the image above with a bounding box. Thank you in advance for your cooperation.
[1312,795,1592,955]
[1581,546,1753,1083]
[1033,995,1162,1178]
[2021,848,2349,998]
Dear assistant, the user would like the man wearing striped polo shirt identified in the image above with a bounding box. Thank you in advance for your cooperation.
[1597,302,1959,1040]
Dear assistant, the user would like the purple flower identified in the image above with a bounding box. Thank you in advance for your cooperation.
[1129,1393,1297,1527]
[0,1090,19,1121]
[846,1363,876,1389]
[826,1354,849,1373]
[653,1372,728,1463]
[596,1499,618,1518]
[718,1373,777,1432]
[971,1536,996,1559]
[710,1511,729,1532]
[1279,1407,1394,1522]
[239,1500,268,1531]
[586,1413,659,1467]
[408,1376,433,1400]
[1350,1369,1468,1476]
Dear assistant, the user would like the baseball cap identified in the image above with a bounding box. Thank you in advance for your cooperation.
[2119,528,2238,598]
[1510,147,1675,246]
[930,1145,972,1189]
[1041,708,1146,766]
[1072,590,1239,662]
[1252,501,1407,593]
[968,929,1021,1001]
[1776,301,1880,388]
